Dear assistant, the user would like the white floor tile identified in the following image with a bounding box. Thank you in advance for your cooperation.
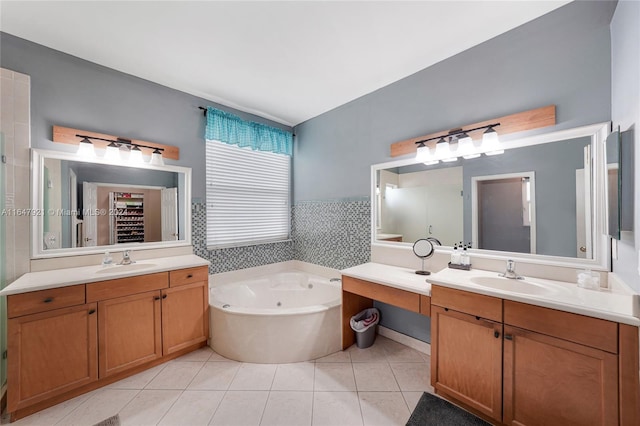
[174,346,215,362]
[271,363,315,391]
[353,363,400,391]
[260,391,313,426]
[107,364,166,389]
[57,389,139,426]
[146,362,205,390]
[188,361,240,390]
[312,392,363,426]
[209,391,269,426]
[158,390,225,426]
[315,350,351,363]
[229,363,277,390]
[8,392,93,426]
[359,392,411,426]
[314,363,357,391]
[389,363,431,391]
[379,340,426,363]
[347,343,389,363]
[118,390,181,426]
[402,391,424,412]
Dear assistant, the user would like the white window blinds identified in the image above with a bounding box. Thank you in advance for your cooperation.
[206,140,290,248]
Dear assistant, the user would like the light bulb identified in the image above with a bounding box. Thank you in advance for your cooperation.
[150,149,164,166]
[483,127,502,155]
[77,138,95,158]
[129,146,144,164]
[104,142,120,162]
[458,134,480,159]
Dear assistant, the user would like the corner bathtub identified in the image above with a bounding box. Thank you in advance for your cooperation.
[209,271,342,363]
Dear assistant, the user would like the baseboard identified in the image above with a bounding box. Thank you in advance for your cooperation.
[378,325,431,355]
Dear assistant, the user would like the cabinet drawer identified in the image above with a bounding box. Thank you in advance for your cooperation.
[169,266,208,287]
[87,272,169,303]
[504,300,618,353]
[342,276,420,313]
[7,285,86,318]
[431,286,502,322]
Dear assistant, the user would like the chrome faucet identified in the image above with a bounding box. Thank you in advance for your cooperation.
[499,259,522,279]
[119,250,135,265]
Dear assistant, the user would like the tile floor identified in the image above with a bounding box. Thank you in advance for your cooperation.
[2,336,434,426]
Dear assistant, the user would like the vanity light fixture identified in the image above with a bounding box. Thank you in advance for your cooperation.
[414,122,502,164]
[150,148,165,166]
[104,141,121,162]
[128,145,144,164]
[75,134,165,165]
[76,137,96,158]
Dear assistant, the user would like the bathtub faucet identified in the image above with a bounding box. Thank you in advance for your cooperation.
[329,278,341,283]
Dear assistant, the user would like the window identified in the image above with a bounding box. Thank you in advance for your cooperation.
[206,140,290,248]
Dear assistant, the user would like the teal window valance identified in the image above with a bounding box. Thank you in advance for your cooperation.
[205,107,293,156]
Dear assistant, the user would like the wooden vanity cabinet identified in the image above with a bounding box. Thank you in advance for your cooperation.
[162,279,209,355]
[503,325,618,426]
[97,290,163,377]
[431,285,638,426]
[431,288,504,422]
[6,265,209,421]
[7,302,98,412]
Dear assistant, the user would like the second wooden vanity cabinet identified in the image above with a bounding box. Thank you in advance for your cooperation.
[6,265,209,420]
[431,285,638,426]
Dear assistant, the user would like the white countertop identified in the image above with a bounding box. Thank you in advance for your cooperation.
[341,262,640,327]
[0,255,210,296]
[341,262,431,296]
[428,267,640,326]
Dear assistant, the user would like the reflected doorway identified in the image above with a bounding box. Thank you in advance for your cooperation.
[472,172,536,254]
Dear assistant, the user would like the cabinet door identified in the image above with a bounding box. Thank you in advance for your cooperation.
[7,303,98,411]
[503,325,619,426]
[98,291,162,377]
[431,305,503,422]
[161,281,209,355]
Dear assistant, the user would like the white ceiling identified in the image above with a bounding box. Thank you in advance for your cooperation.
[1,1,570,126]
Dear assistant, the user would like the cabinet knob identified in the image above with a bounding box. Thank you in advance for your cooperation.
[43,297,54,303]
[444,308,449,312]
[88,309,96,315]
[154,296,160,301]
[187,274,193,278]
[505,334,513,340]
[494,331,500,338]
[162,294,167,299]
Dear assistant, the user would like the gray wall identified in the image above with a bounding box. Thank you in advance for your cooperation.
[611,0,640,291]
[0,32,292,201]
[293,1,614,202]
[462,137,591,258]
[294,1,615,340]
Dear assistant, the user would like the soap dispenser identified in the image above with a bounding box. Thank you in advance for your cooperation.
[461,245,470,266]
[102,251,113,266]
[451,244,459,265]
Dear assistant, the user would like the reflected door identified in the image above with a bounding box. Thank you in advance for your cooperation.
[82,182,97,247]
[161,188,178,241]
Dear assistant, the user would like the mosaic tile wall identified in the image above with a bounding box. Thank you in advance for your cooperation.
[292,199,371,270]
[192,198,371,273]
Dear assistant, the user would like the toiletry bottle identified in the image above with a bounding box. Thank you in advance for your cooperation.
[102,251,113,266]
[461,245,470,266]
[451,244,458,265]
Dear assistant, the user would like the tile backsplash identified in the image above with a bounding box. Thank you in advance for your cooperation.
[192,198,371,273]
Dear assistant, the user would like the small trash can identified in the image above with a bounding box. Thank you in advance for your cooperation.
[350,307,380,349]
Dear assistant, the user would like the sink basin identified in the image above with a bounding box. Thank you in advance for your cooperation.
[96,263,157,274]
[470,276,561,296]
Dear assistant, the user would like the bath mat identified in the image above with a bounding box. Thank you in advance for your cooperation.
[406,393,490,426]
[93,414,120,426]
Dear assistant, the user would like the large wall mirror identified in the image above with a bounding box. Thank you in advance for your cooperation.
[32,149,192,258]
[372,123,610,269]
